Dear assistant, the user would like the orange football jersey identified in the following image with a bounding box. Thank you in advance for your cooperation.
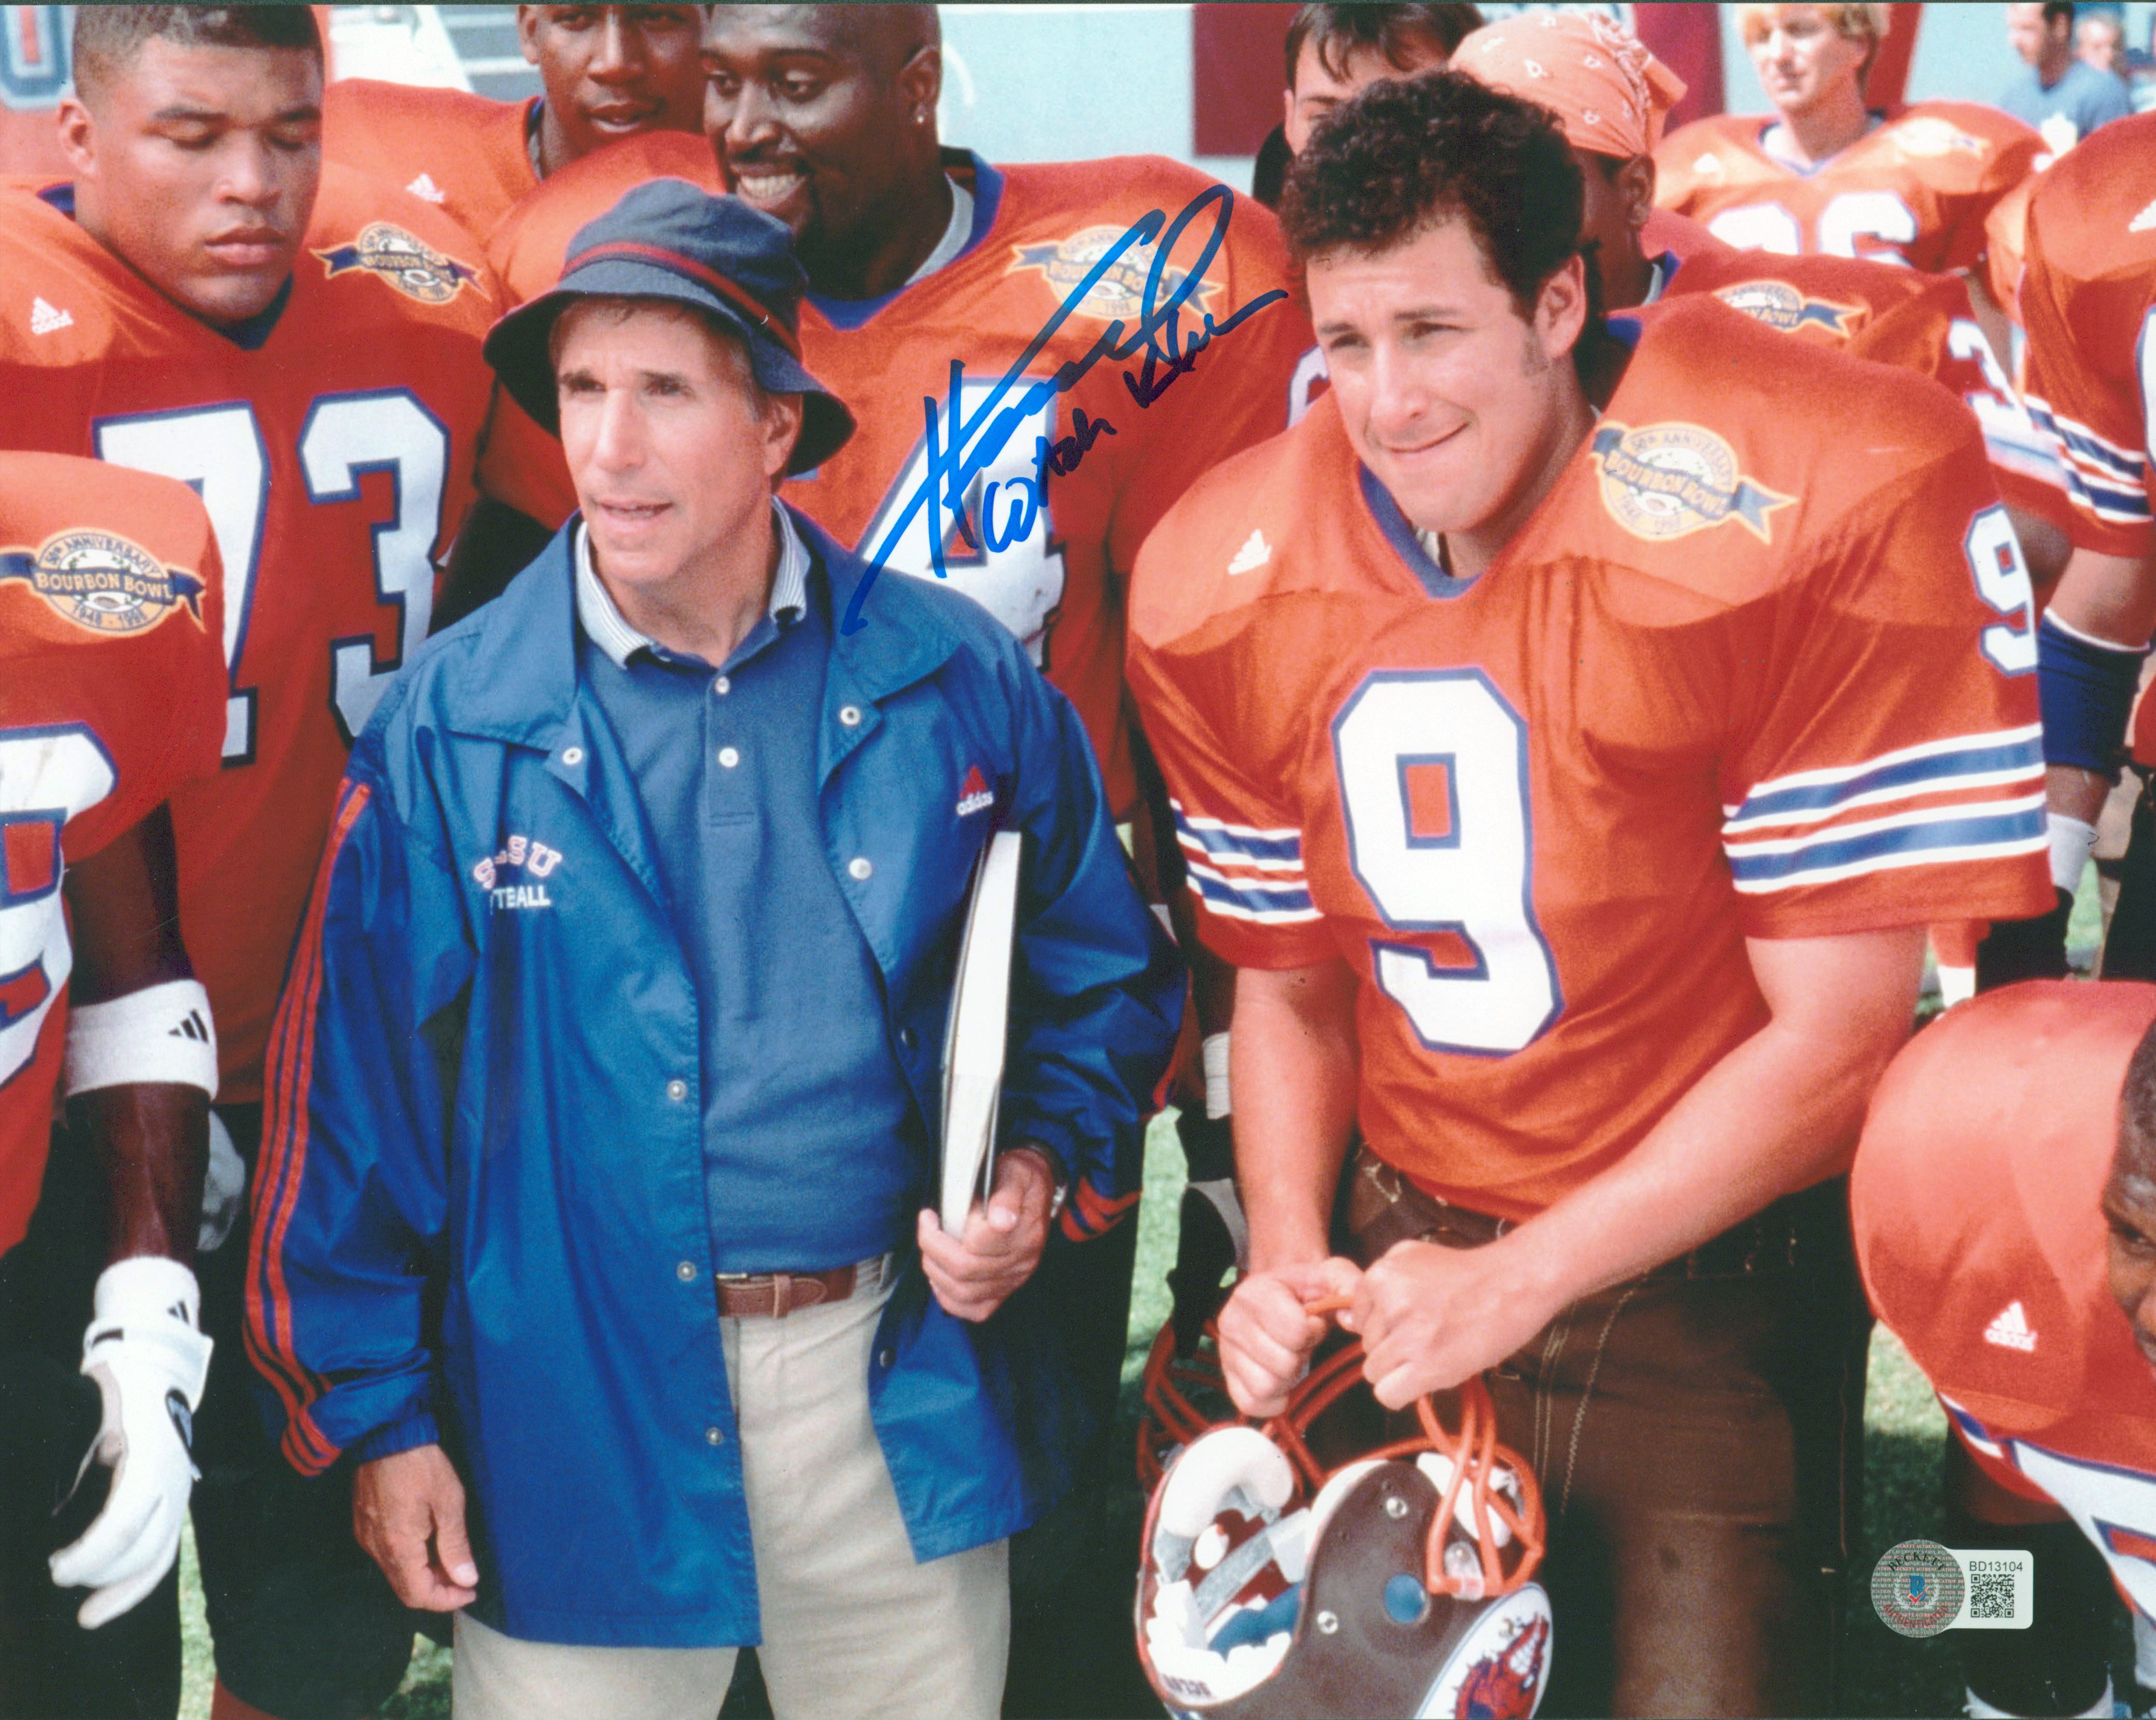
[482,150,1310,813]
[322,77,539,245]
[1,452,226,1251]
[2016,112,2156,563]
[487,129,720,297]
[1854,980,2156,1621]
[1639,206,1724,266]
[1983,171,2039,325]
[0,167,498,1102]
[1128,298,2050,1220]
[1661,245,2075,535]
[1654,103,2042,275]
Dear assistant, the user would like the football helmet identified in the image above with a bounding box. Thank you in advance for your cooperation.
[1136,1333,1550,1719]
[1138,1318,1236,1494]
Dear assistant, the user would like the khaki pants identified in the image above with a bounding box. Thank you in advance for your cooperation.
[453,1277,1009,1720]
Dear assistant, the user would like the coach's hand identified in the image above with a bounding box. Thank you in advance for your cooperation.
[1217,1257,1362,1419]
[918,1145,1055,1322]
[354,1443,479,1611]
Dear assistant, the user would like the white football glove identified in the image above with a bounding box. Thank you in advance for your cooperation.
[48,1255,213,1628]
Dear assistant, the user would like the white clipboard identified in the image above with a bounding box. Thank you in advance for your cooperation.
[939,830,1024,1233]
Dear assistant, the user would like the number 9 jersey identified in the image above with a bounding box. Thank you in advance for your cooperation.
[1127,297,2052,1221]
[0,167,498,1102]
[0,452,226,1251]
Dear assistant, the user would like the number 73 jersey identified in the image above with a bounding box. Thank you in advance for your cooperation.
[1128,297,2052,1221]
[0,168,497,1101]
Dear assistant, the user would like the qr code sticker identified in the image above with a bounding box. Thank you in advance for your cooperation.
[1970,1570,2015,1619]
[1954,1551,2032,1629]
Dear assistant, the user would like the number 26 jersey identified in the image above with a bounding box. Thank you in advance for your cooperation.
[1128,297,2051,1221]
[0,168,497,1100]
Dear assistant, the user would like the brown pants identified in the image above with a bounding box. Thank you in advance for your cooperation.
[1345,1152,1872,1719]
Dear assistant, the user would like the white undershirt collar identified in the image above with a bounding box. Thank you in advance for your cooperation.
[575,500,808,669]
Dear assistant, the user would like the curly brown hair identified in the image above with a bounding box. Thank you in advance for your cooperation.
[1279,70,1586,323]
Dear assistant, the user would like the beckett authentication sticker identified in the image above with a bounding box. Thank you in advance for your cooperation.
[1870,1539,1965,1638]
[1870,1541,2032,1634]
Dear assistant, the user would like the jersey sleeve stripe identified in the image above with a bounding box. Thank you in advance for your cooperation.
[1979,417,2073,490]
[2062,468,2156,525]
[1724,727,2043,824]
[1188,866,1324,923]
[1728,790,2043,856]
[1727,803,2046,891]
[1939,1394,2009,1460]
[2027,399,2148,482]
[1170,801,1304,864]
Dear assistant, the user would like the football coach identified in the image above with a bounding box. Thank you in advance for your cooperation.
[241,181,1181,1720]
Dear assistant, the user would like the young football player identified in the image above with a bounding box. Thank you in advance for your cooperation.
[321,4,708,246]
[1853,981,2156,1719]
[1989,114,2156,985]
[1453,8,2075,1004]
[1126,72,2051,1714]
[0,8,498,1716]
[1655,3,2040,279]
[1,451,226,1720]
[1249,1,1482,207]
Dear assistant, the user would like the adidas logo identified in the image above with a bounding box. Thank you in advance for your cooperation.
[406,172,447,205]
[1228,528,1271,575]
[169,1009,211,1044]
[1984,1300,2037,1352]
[30,296,71,335]
[955,764,994,817]
[2132,198,2156,234]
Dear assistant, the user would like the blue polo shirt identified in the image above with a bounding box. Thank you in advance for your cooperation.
[574,507,921,1271]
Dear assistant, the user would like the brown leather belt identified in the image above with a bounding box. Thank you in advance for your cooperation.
[1345,1147,1845,1280]
[714,1253,890,1319]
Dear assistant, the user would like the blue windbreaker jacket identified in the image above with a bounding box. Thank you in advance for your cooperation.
[245,511,1181,1646]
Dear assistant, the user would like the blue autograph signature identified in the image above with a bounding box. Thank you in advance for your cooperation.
[841,184,1290,634]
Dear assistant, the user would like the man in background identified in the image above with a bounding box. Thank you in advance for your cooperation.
[2001,0,2131,151]
[2076,6,2131,83]
[1658,3,2039,277]
[1251,2,1481,208]
[322,4,707,245]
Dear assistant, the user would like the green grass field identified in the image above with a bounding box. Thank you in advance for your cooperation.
[168,1105,2052,1720]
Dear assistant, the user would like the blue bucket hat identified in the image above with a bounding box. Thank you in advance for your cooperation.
[482,179,854,476]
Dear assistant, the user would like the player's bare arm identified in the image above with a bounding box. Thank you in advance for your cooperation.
[48,805,219,1629]
[1350,926,1923,1405]
[61,808,208,1268]
[1211,958,1362,1417]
